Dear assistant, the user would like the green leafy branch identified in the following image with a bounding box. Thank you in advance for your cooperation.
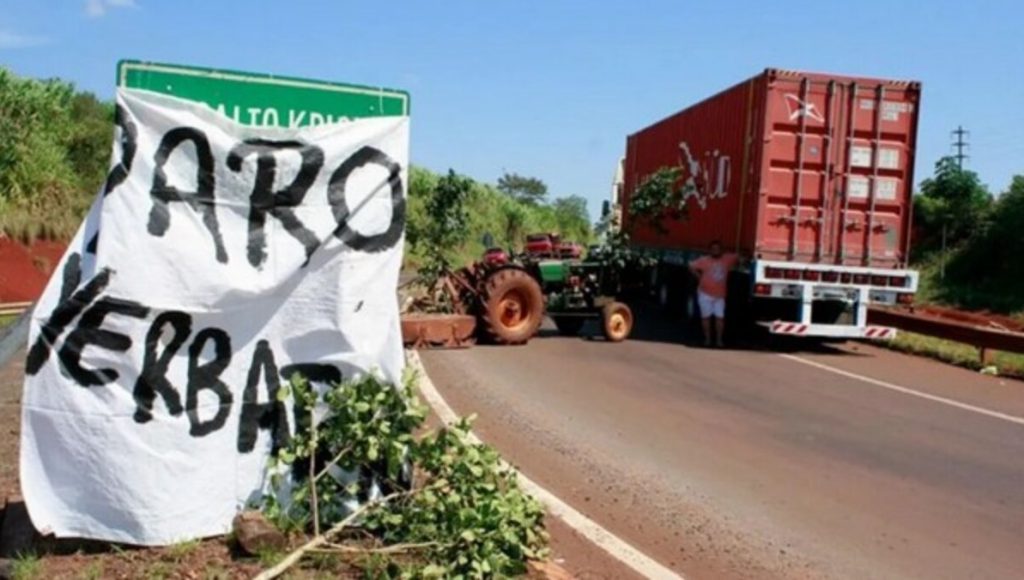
[258,371,548,577]
[628,166,688,235]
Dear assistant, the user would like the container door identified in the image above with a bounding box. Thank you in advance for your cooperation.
[832,82,918,267]
[758,73,918,267]
[760,75,842,263]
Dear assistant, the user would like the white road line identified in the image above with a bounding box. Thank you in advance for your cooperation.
[779,353,1024,427]
[407,350,683,580]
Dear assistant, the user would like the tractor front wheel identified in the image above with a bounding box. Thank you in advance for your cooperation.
[602,302,633,342]
[479,268,545,344]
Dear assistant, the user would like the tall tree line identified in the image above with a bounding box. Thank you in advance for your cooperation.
[913,156,1024,312]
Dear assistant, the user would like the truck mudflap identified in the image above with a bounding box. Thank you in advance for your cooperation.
[764,321,897,339]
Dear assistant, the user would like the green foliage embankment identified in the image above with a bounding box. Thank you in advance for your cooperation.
[406,166,592,268]
[912,157,1024,315]
[0,67,591,265]
[0,67,112,241]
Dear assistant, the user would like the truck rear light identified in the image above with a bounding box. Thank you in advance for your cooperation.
[822,271,839,283]
[765,267,784,279]
[841,273,853,284]
[783,269,801,280]
[802,270,820,281]
[853,274,869,284]
[897,293,915,305]
[754,283,772,296]
[888,276,907,288]
[871,275,888,286]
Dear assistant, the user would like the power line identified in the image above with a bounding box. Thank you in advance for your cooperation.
[951,125,970,169]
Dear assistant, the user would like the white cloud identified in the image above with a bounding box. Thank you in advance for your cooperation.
[0,29,49,49]
[86,0,106,17]
[85,0,137,18]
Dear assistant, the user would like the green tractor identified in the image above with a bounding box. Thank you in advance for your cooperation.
[460,235,635,345]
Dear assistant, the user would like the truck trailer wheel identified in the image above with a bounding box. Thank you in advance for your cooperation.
[551,316,585,336]
[479,267,545,344]
[602,302,633,342]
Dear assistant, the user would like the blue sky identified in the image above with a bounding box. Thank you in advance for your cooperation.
[2,0,1022,219]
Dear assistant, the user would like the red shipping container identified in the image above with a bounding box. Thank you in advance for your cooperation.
[621,68,921,268]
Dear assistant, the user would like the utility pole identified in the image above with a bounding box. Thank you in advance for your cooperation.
[942,126,971,279]
[951,125,970,169]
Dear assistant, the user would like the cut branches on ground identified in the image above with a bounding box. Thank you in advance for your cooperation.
[254,370,549,577]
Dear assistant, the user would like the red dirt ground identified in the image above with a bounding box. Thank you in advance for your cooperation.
[0,238,67,304]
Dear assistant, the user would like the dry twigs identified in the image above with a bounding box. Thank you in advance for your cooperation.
[254,491,408,580]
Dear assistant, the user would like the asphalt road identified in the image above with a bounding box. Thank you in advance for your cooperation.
[421,307,1024,579]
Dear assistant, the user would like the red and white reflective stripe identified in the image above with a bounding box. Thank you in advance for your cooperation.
[864,326,894,339]
[771,322,808,335]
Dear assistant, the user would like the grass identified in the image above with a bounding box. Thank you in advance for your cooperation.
[145,561,171,580]
[894,256,1024,378]
[78,561,104,580]
[11,552,41,580]
[887,331,1024,378]
[915,256,1024,317]
[255,547,286,569]
[164,538,202,563]
[305,551,344,571]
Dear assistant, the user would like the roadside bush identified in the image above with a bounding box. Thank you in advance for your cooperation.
[405,166,594,269]
[260,371,549,576]
[937,175,1024,313]
[912,157,992,260]
[0,67,111,241]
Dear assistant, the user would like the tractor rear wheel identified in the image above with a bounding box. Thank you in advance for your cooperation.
[479,267,545,344]
[551,316,585,336]
[602,302,633,342]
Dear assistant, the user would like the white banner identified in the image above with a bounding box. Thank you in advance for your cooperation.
[20,89,408,545]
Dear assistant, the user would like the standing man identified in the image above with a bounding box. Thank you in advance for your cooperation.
[689,240,738,347]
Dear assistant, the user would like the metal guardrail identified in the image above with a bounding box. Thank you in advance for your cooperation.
[0,306,32,368]
[869,306,1024,363]
[0,301,32,317]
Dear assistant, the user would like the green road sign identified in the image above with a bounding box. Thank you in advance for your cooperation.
[117,60,409,127]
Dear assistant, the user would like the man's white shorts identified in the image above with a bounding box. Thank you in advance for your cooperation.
[697,291,725,318]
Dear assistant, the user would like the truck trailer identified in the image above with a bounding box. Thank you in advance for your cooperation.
[615,68,921,339]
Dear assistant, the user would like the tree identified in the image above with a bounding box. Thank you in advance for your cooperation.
[499,201,528,249]
[497,172,548,205]
[985,176,1024,298]
[417,169,473,285]
[551,195,587,221]
[67,91,115,194]
[550,195,591,242]
[914,156,992,256]
[944,175,1024,311]
[404,165,438,251]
